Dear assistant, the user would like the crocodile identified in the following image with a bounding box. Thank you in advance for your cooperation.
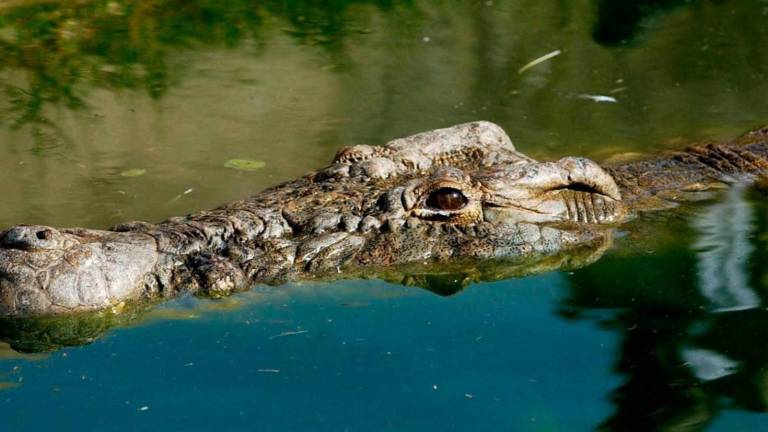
[1,121,767,318]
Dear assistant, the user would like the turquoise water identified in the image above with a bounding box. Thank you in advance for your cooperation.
[2,0,768,430]
[1,278,617,430]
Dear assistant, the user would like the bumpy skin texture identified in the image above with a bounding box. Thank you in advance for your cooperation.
[0,121,766,317]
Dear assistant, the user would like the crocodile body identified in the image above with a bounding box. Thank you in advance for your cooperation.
[1,121,767,317]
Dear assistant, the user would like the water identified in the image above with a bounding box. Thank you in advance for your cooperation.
[1,0,768,430]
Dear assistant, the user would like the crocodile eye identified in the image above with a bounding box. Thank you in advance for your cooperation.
[426,187,468,211]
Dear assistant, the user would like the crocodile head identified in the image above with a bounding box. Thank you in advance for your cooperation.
[292,121,627,273]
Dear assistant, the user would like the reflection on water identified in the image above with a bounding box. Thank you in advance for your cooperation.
[585,308,768,431]
[565,186,768,430]
[693,184,759,312]
[592,0,703,46]
[0,235,613,352]
[2,0,768,430]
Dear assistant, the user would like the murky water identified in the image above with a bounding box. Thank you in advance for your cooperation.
[1,0,768,430]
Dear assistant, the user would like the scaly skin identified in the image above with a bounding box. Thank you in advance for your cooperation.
[0,121,766,317]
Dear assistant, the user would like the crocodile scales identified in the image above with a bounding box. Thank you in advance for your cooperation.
[1,121,767,317]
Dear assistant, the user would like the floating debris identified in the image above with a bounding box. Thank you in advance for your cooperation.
[0,382,19,390]
[110,302,126,314]
[268,330,308,340]
[168,188,194,204]
[257,369,280,373]
[575,94,618,104]
[340,302,369,308]
[518,49,561,74]
[139,406,149,411]
[224,159,266,172]
[119,168,146,177]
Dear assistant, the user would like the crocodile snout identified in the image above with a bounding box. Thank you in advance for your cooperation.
[0,227,160,317]
[1,225,74,251]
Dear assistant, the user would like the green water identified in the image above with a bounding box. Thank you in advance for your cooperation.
[1,0,768,430]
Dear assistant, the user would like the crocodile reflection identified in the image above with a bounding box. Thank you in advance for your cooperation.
[0,238,612,353]
[564,184,768,431]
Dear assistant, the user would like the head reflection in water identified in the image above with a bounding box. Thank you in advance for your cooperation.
[692,183,760,312]
[565,183,768,431]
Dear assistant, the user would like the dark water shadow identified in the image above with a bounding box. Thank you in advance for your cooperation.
[591,0,730,46]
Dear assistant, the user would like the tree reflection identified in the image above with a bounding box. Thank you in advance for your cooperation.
[0,0,406,132]
[0,0,757,141]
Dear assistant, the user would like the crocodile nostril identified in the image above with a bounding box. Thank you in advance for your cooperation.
[1,225,63,250]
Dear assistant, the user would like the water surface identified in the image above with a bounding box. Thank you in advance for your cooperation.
[1,0,768,430]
